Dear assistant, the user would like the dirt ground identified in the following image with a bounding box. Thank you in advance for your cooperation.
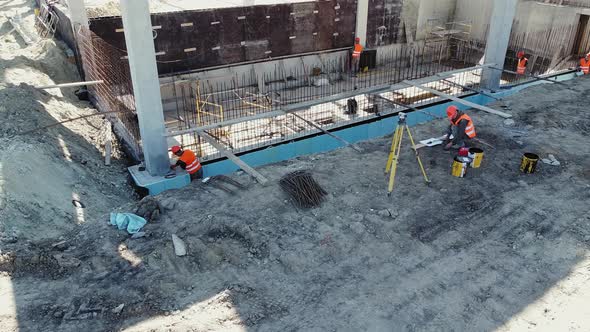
[0,2,135,246]
[2,1,590,331]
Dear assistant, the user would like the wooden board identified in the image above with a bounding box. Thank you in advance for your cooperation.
[198,131,269,185]
[402,81,513,119]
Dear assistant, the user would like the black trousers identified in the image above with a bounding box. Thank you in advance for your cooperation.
[190,168,203,181]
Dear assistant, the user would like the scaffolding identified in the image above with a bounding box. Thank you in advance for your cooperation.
[425,20,474,65]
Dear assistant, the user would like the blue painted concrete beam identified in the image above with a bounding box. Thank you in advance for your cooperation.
[129,71,576,195]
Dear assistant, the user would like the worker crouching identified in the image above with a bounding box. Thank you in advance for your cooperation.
[170,145,203,180]
[580,53,589,75]
[444,105,476,150]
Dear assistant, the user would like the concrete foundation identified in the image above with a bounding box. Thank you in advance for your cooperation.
[128,165,191,195]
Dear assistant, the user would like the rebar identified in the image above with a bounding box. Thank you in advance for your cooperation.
[279,171,327,208]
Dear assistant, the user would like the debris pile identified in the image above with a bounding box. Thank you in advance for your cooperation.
[279,170,327,208]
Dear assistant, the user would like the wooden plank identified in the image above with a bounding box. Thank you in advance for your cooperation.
[198,131,269,185]
[104,120,112,166]
[402,81,513,118]
[8,16,34,45]
[488,66,570,87]
[289,112,363,153]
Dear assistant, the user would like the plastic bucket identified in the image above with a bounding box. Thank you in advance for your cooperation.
[520,153,539,173]
[458,147,469,157]
[468,148,484,168]
[452,156,470,178]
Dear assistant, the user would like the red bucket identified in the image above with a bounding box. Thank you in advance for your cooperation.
[458,147,469,157]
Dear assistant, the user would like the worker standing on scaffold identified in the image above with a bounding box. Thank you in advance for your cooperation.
[351,37,363,75]
[516,51,528,75]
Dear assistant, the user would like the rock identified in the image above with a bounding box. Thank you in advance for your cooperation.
[131,232,146,239]
[53,254,81,268]
[350,222,366,235]
[172,234,187,256]
[503,119,516,126]
[135,196,161,222]
[541,154,560,166]
[377,209,398,219]
[158,197,177,211]
[51,240,68,250]
[53,310,64,318]
[350,213,364,223]
[111,304,125,314]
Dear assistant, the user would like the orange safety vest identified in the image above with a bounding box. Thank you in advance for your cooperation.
[352,44,363,58]
[179,150,201,174]
[517,57,528,75]
[452,113,476,138]
[580,58,590,74]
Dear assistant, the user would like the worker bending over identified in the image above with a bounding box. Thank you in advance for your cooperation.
[516,51,528,75]
[351,37,363,74]
[444,105,476,150]
[580,53,590,75]
[170,145,203,180]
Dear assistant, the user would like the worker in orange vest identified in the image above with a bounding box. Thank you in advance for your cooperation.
[516,51,528,75]
[351,37,363,74]
[444,105,476,150]
[170,145,203,180]
[580,53,590,75]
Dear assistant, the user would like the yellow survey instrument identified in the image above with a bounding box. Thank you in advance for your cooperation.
[384,113,431,196]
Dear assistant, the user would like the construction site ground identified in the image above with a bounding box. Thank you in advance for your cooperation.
[2,1,590,331]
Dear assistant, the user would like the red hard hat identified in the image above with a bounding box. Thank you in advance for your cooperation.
[171,145,181,154]
[355,37,360,42]
[517,51,525,58]
[446,105,458,119]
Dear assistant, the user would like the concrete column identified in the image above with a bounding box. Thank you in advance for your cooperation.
[480,0,518,91]
[67,0,88,30]
[355,0,369,46]
[120,0,170,176]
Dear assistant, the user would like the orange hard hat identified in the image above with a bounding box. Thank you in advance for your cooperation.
[171,145,181,154]
[517,51,525,58]
[446,105,458,119]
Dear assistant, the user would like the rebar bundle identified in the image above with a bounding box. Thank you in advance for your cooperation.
[279,171,327,208]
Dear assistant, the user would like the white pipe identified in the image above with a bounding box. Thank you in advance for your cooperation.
[36,80,104,89]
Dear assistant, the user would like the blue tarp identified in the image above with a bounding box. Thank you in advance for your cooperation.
[109,213,147,234]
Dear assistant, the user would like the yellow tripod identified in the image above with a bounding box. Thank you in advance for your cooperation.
[385,113,431,195]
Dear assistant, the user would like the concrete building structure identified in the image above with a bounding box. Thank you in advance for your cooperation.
[45,0,590,181]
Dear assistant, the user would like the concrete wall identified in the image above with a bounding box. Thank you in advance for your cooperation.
[88,0,356,74]
[366,0,406,47]
[455,0,590,41]
[415,0,457,40]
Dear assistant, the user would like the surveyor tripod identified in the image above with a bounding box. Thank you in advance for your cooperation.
[385,113,430,195]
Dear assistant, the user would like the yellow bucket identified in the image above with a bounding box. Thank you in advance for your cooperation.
[451,156,469,178]
[520,153,539,173]
[468,147,484,168]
